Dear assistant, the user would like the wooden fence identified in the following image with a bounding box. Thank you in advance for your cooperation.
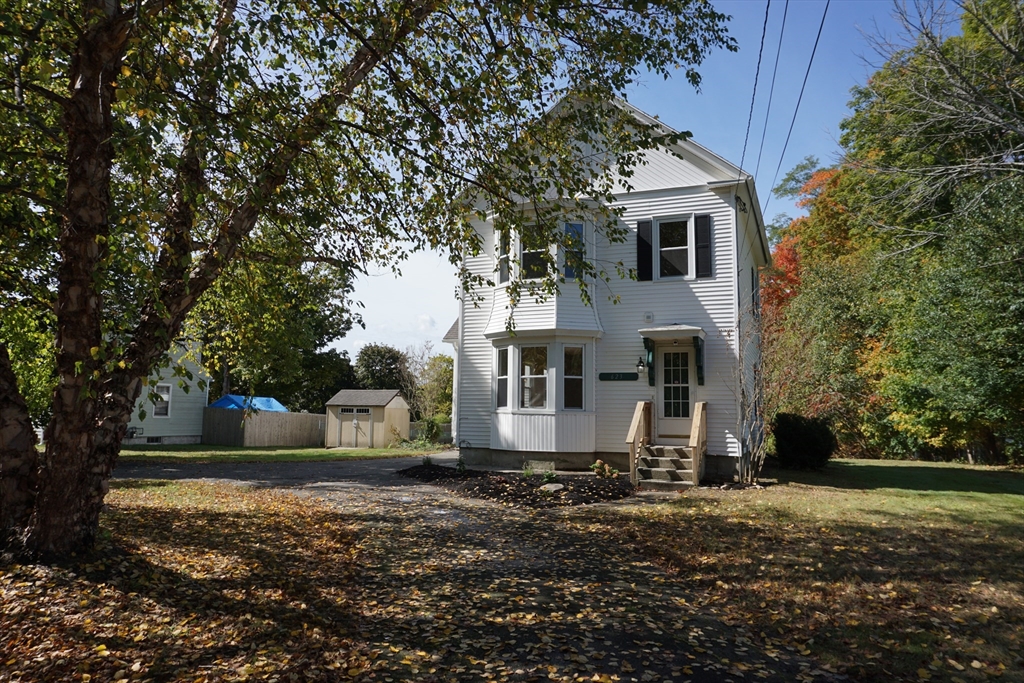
[202,408,326,448]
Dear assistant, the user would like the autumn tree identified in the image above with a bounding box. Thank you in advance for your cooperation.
[0,0,735,558]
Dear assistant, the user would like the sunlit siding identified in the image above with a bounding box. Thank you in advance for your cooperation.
[457,223,497,449]
[611,145,723,194]
[591,187,740,458]
[491,413,596,452]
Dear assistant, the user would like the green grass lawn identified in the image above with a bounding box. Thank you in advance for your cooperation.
[581,458,1024,682]
[118,443,449,463]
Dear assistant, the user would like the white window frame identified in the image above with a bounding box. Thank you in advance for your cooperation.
[153,383,171,418]
[562,345,585,410]
[496,229,510,285]
[495,346,510,410]
[654,215,695,280]
[519,344,549,410]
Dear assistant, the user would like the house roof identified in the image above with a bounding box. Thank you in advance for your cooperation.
[326,388,402,407]
[442,319,459,343]
[209,394,288,412]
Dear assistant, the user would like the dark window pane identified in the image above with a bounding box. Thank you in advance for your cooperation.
[564,223,583,280]
[564,346,583,377]
[660,248,687,277]
[497,378,508,408]
[564,378,583,409]
[522,250,546,279]
[520,346,547,375]
[498,348,508,377]
[660,220,688,247]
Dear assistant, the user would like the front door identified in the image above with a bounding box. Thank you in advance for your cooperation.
[657,347,693,444]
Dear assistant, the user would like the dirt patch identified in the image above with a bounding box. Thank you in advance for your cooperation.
[396,463,635,508]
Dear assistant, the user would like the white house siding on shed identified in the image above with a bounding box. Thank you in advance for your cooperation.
[449,101,769,479]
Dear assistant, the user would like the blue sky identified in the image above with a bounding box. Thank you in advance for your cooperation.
[331,0,908,360]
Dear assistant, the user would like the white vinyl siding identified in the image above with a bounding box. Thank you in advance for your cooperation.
[127,352,209,439]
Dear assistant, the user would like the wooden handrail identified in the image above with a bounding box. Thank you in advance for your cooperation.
[688,401,707,485]
[626,400,652,485]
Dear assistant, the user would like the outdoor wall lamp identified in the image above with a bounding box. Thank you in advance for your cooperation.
[636,357,646,375]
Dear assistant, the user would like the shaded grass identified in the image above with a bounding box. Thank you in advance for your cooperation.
[1,482,368,682]
[580,458,1024,682]
[118,443,447,463]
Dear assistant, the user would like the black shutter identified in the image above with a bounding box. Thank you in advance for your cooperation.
[695,215,712,278]
[636,220,653,281]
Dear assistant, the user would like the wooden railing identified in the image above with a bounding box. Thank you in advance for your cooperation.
[626,400,653,485]
[688,401,708,485]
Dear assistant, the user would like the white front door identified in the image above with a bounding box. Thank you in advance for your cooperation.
[656,347,693,444]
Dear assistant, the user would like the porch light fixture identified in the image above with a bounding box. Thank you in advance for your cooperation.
[636,357,646,375]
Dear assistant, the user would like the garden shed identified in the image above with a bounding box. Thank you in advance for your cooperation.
[325,389,410,448]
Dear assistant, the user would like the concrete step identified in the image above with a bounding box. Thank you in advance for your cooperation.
[637,466,695,482]
[639,456,693,470]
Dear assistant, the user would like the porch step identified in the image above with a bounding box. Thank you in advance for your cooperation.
[636,444,696,491]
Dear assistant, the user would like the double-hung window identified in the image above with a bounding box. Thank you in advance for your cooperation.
[563,346,584,410]
[496,348,509,408]
[154,384,171,417]
[658,219,689,277]
[520,346,548,409]
[563,222,584,280]
[497,230,510,284]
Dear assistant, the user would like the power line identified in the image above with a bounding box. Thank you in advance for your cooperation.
[754,0,789,180]
[763,0,830,216]
[740,0,772,173]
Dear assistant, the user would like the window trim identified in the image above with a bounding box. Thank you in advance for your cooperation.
[153,383,171,418]
[497,229,510,284]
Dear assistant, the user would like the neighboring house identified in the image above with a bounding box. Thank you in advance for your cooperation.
[124,351,210,446]
[446,100,769,485]
[325,389,410,448]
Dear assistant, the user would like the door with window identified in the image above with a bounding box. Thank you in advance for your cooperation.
[338,407,372,447]
[656,347,693,444]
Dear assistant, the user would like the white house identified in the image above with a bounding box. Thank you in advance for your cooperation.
[123,350,210,446]
[446,101,769,487]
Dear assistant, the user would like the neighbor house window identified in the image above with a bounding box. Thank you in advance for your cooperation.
[658,219,688,277]
[497,230,510,284]
[521,239,547,280]
[563,346,584,410]
[563,222,584,280]
[520,346,548,409]
[496,348,509,408]
[154,384,171,417]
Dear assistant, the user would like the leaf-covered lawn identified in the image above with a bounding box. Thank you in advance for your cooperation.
[577,459,1024,682]
[118,444,446,463]
[1,482,366,682]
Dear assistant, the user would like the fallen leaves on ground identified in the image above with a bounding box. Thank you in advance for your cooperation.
[398,464,635,508]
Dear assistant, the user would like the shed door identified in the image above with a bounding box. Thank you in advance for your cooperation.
[339,409,371,448]
[656,347,693,445]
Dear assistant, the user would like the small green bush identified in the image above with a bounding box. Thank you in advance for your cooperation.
[590,459,619,479]
[542,470,558,484]
[772,412,838,469]
[521,462,535,479]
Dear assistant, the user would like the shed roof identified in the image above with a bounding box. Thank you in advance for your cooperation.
[326,388,402,407]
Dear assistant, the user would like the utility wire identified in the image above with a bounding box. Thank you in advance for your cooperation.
[740,0,772,173]
[763,0,830,215]
[754,0,789,180]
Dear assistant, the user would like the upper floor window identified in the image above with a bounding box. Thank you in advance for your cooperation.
[497,230,510,284]
[520,346,548,409]
[563,222,584,280]
[658,219,688,278]
[496,348,509,408]
[563,346,584,410]
[154,384,171,417]
[521,240,547,280]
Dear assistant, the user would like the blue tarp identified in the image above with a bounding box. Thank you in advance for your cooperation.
[209,394,289,412]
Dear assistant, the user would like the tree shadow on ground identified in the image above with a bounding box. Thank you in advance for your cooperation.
[769,459,1023,495]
